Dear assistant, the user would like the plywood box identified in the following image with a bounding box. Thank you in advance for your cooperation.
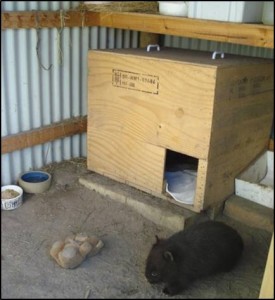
[87,47,274,213]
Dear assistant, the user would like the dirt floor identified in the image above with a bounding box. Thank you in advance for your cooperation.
[1,158,273,299]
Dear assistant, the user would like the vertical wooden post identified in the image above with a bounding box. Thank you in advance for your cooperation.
[259,233,274,299]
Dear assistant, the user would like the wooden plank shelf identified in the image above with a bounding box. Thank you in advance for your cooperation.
[92,12,274,48]
[1,11,274,48]
[1,116,87,154]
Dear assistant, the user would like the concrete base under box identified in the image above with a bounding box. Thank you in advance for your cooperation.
[235,151,274,209]
[79,172,200,232]
[224,195,274,233]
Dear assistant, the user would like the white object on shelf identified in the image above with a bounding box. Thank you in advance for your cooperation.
[235,151,274,209]
[188,1,264,23]
[158,1,188,17]
[262,1,274,25]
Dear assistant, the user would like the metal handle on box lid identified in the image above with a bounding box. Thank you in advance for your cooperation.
[147,44,160,52]
[212,51,225,60]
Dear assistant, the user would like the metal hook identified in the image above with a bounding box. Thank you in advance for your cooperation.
[212,51,225,60]
[146,44,160,52]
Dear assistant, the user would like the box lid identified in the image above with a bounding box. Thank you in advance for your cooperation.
[90,47,273,68]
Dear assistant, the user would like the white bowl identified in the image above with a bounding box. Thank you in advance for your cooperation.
[158,1,188,17]
[1,185,23,210]
[18,171,52,194]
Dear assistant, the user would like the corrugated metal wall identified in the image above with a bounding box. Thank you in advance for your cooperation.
[1,1,274,185]
[1,1,139,185]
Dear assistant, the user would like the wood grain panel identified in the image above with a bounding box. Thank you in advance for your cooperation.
[88,50,216,160]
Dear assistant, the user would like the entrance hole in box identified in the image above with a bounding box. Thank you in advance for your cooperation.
[164,150,199,205]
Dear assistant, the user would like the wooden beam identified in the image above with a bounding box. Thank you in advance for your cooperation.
[1,116,87,154]
[1,10,100,29]
[2,11,273,48]
[1,114,273,155]
[95,12,274,48]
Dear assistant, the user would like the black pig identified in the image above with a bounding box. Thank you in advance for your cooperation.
[145,221,244,295]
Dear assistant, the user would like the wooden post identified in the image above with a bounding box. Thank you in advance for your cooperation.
[259,233,274,299]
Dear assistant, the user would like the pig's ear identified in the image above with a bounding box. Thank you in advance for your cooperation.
[163,251,174,262]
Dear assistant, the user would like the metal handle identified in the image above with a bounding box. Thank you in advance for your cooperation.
[212,51,225,60]
[147,44,160,52]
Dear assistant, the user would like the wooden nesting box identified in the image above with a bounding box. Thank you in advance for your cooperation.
[87,47,274,213]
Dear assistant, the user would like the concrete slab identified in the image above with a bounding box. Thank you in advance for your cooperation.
[79,172,198,232]
[224,195,274,233]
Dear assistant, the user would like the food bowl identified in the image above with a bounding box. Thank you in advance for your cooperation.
[18,171,52,194]
[1,185,23,210]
